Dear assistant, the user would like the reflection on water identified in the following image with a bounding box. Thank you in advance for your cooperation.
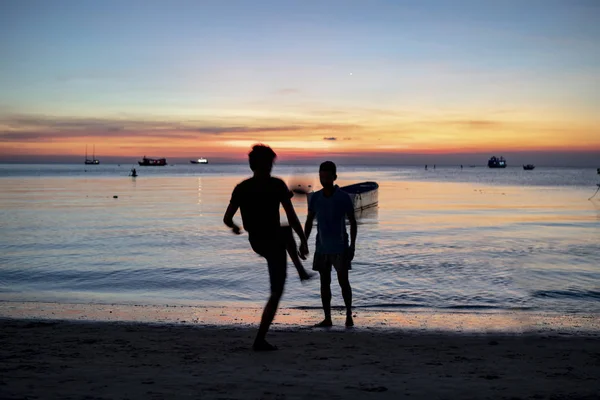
[356,205,378,224]
[0,167,599,315]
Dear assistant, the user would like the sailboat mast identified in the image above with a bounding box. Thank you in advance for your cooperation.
[85,145,88,160]
[93,145,95,160]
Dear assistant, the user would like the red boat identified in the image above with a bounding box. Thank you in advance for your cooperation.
[138,156,167,166]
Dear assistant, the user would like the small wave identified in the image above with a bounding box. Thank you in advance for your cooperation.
[440,305,534,311]
[292,303,534,311]
[532,289,600,300]
[292,303,422,310]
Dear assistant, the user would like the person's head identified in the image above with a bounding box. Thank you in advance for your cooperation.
[248,144,277,174]
[319,161,337,188]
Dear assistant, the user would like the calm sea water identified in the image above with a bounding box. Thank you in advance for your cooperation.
[0,164,599,314]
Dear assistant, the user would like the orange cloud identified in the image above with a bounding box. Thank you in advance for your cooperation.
[0,110,598,160]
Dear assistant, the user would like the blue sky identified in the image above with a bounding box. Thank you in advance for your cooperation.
[1,0,599,164]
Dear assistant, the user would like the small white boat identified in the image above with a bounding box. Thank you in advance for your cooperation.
[190,158,208,164]
[307,181,379,211]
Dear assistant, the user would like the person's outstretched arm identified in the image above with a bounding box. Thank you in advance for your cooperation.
[282,198,308,256]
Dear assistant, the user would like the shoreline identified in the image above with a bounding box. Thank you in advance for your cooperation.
[2,318,599,399]
[2,300,599,336]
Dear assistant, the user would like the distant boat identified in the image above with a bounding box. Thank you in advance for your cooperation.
[488,156,507,168]
[138,156,167,166]
[523,164,535,170]
[84,145,100,165]
[190,158,208,164]
[307,181,379,212]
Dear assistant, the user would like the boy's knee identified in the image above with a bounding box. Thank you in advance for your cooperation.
[319,275,331,286]
[269,288,284,300]
[269,276,286,298]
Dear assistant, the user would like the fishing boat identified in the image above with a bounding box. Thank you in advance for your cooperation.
[84,145,100,165]
[138,156,167,166]
[523,164,535,170]
[342,181,379,210]
[488,156,507,168]
[307,181,379,211]
[190,158,208,164]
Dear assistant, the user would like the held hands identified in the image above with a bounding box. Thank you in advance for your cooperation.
[299,240,309,260]
[231,225,242,235]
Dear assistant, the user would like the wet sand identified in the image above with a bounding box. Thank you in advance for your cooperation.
[3,300,600,334]
[2,318,600,400]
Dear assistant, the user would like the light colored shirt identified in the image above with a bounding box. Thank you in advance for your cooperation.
[309,185,354,254]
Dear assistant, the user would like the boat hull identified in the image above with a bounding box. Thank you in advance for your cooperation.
[307,181,379,211]
[344,182,379,211]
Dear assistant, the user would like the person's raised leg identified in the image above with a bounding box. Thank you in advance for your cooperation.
[336,268,353,327]
[283,226,313,281]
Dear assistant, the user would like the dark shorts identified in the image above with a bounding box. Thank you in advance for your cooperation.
[249,233,287,294]
[312,250,352,272]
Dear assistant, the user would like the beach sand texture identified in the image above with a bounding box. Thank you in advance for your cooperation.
[2,319,599,400]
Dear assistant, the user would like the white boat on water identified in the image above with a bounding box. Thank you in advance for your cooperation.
[190,158,208,164]
[306,181,379,211]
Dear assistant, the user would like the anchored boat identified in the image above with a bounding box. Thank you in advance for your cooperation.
[84,145,100,165]
[138,156,167,166]
[307,181,379,212]
[488,156,507,168]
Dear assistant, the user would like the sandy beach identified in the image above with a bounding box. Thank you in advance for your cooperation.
[2,318,599,400]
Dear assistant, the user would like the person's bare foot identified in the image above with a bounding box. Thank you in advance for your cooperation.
[345,314,354,327]
[253,339,278,351]
[313,319,333,328]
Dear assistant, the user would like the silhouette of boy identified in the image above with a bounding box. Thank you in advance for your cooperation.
[305,161,357,327]
[223,144,309,350]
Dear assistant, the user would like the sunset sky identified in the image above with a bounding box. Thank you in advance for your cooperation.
[1,0,598,165]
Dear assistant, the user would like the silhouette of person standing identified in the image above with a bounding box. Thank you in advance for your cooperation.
[304,161,357,327]
[223,144,309,351]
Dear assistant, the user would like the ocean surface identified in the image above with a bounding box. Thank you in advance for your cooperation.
[1,163,599,315]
